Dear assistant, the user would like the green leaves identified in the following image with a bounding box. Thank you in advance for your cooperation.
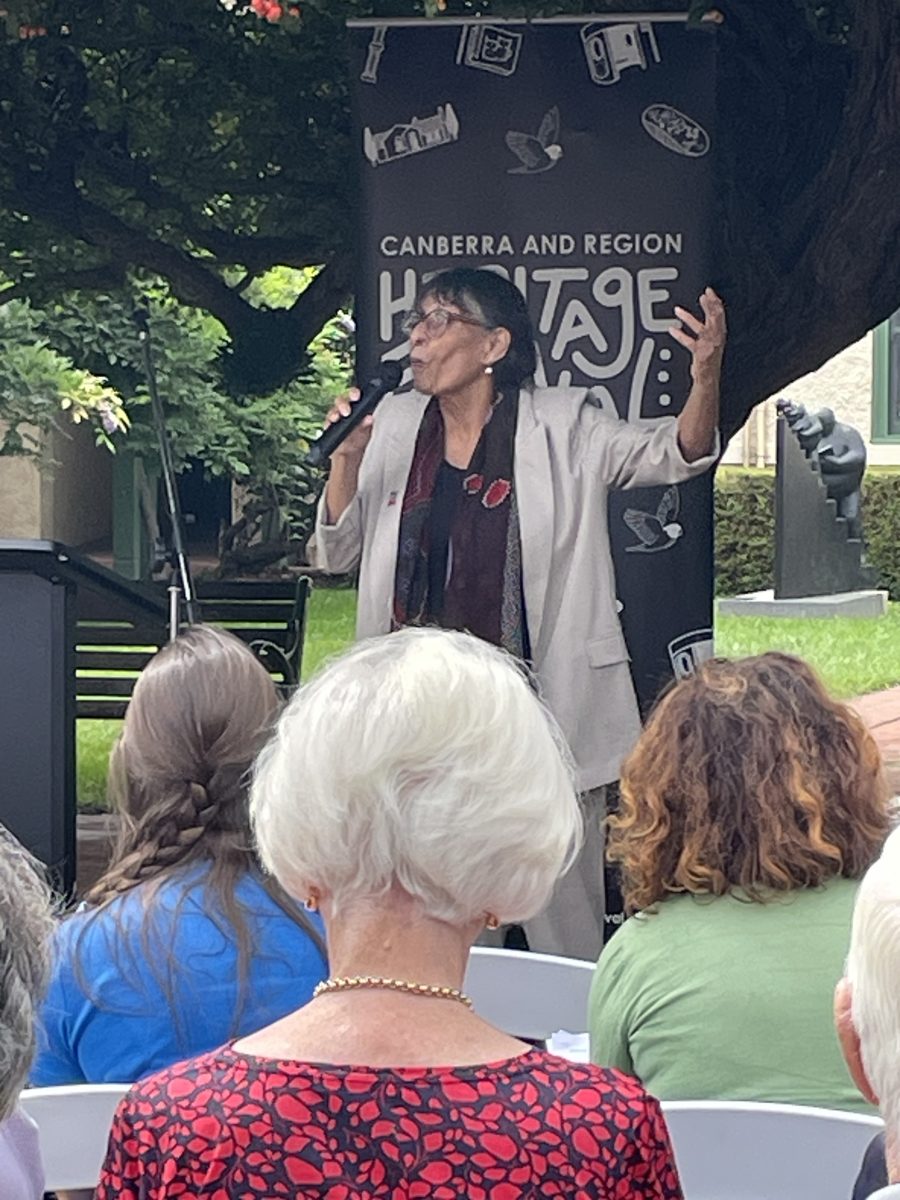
[0,299,129,456]
[4,266,351,559]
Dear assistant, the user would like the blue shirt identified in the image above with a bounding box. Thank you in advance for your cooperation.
[32,868,327,1085]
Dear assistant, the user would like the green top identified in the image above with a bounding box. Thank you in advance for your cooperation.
[589,879,869,1112]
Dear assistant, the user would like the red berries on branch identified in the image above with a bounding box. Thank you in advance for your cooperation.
[0,4,52,37]
[249,0,300,23]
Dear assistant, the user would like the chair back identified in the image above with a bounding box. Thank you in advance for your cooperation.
[463,946,595,1040]
[19,1082,131,1191]
[661,1099,883,1200]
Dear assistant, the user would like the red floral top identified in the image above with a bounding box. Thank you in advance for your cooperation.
[96,1045,682,1199]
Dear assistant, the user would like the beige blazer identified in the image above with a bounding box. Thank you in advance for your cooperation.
[313,385,717,790]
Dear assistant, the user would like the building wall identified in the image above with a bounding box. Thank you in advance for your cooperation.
[0,424,112,545]
[0,443,43,538]
[48,425,113,546]
[722,331,900,467]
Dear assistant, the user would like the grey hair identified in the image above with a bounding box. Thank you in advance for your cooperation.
[0,826,55,1118]
[251,628,582,925]
[846,824,900,1143]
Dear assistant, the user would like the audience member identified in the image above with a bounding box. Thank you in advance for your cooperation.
[590,651,890,1110]
[33,625,327,1085]
[97,628,683,1199]
[0,824,55,1199]
[836,826,900,1198]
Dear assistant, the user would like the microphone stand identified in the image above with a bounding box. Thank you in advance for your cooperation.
[132,306,199,637]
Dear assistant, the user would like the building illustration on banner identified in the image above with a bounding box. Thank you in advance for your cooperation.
[668,628,714,679]
[457,24,523,76]
[363,104,460,167]
[580,21,661,86]
[623,485,683,552]
[505,107,563,174]
[641,104,710,157]
[360,25,387,84]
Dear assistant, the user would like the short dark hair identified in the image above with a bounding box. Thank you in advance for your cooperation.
[417,267,537,391]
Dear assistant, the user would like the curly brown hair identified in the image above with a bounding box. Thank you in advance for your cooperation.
[608,652,891,913]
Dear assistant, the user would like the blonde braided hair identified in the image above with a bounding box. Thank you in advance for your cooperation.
[87,780,224,904]
[78,625,324,1013]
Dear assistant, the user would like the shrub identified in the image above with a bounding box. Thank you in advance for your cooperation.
[714,469,775,596]
[714,467,900,599]
[862,471,900,600]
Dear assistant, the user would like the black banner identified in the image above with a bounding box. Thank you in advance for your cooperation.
[348,15,718,713]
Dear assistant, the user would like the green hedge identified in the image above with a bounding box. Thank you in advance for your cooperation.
[715,467,900,600]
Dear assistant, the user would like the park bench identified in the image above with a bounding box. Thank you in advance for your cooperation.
[76,576,310,719]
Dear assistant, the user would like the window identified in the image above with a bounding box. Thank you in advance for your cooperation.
[872,309,900,441]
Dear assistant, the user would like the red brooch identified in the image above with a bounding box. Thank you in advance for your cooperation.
[482,479,511,509]
[463,473,484,495]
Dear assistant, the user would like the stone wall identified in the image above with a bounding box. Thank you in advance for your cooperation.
[0,424,113,544]
[723,330,900,467]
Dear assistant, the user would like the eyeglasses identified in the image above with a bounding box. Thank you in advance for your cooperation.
[400,307,489,339]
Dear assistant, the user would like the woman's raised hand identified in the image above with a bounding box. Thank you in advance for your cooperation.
[323,388,375,460]
[669,287,726,382]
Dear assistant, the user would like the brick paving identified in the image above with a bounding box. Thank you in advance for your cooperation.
[850,685,900,798]
[75,813,117,896]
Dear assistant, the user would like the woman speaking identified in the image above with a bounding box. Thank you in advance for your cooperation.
[314,267,725,959]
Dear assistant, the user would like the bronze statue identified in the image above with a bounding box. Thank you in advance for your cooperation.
[775,401,866,539]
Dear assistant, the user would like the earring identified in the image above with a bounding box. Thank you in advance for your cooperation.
[304,893,319,912]
[484,365,494,376]
[485,913,500,931]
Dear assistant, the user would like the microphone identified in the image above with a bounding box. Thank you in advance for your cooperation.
[304,360,403,468]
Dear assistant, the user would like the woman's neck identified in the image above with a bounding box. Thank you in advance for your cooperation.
[233,891,530,1067]
[325,894,474,990]
[438,377,495,440]
[438,378,496,468]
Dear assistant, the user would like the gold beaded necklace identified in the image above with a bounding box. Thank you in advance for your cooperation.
[313,975,473,1008]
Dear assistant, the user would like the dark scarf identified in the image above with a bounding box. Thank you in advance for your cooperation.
[393,391,526,657]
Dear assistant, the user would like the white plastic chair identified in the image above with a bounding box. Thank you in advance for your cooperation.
[660,1099,883,1200]
[19,1082,131,1192]
[463,946,595,1041]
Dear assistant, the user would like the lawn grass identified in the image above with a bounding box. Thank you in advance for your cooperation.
[77,717,123,812]
[714,602,900,699]
[299,586,357,678]
[75,587,900,809]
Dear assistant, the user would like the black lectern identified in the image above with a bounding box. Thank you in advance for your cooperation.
[0,540,166,892]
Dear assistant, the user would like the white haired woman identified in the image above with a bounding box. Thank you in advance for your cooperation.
[835,825,900,1198]
[0,824,55,1199]
[97,628,683,1200]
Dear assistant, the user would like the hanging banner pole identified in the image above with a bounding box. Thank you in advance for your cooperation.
[348,13,719,714]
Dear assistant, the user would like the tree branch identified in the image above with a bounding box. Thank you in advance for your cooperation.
[0,265,125,307]
[80,138,345,269]
[715,0,900,438]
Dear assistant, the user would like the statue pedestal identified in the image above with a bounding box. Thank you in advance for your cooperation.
[719,589,888,619]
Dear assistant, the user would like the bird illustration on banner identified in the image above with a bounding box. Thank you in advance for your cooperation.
[623,486,684,552]
[505,107,564,174]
